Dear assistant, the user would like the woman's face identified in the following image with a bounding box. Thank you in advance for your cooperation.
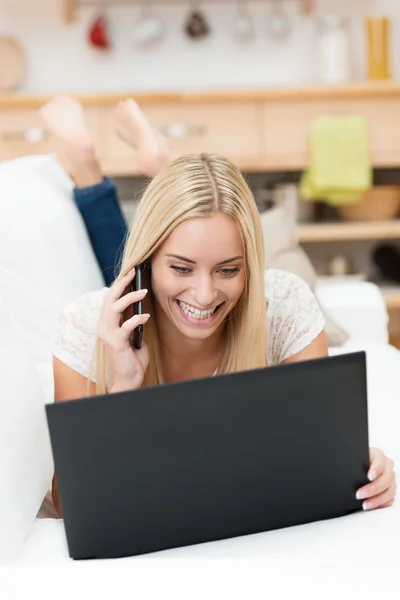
[151,213,246,341]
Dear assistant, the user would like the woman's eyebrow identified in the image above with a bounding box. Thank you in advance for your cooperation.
[166,254,196,264]
[166,254,243,266]
[217,256,244,266]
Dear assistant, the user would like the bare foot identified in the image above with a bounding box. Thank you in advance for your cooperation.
[114,99,176,178]
[39,96,102,187]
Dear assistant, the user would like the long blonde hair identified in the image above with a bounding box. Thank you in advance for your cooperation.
[94,153,267,394]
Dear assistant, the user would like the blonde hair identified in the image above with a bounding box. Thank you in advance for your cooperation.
[94,153,266,395]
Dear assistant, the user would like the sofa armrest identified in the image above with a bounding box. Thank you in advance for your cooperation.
[315,277,389,345]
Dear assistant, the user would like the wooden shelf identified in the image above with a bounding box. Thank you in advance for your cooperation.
[297,220,400,243]
[61,0,314,24]
[4,80,400,108]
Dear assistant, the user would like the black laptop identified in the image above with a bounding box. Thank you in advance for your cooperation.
[46,351,370,560]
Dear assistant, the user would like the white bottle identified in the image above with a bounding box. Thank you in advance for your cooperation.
[316,14,351,84]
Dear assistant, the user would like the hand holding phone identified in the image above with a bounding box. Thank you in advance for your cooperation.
[98,267,150,391]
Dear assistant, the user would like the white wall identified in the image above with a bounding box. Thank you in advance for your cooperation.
[0,0,398,94]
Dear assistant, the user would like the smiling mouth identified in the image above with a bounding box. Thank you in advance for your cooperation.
[176,299,223,320]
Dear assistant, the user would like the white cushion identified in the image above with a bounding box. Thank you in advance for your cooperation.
[0,155,104,561]
[0,292,53,563]
[0,154,104,386]
[316,277,389,345]
[0,153,103,322]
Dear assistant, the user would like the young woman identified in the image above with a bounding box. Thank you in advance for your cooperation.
[41,99,396,517]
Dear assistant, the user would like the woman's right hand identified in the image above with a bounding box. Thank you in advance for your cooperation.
[98,268,150,392]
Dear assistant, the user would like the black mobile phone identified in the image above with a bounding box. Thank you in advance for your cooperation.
[132,265,143,350]
[122,264,144,350]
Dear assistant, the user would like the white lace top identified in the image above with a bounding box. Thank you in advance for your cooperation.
[53,269,325,385]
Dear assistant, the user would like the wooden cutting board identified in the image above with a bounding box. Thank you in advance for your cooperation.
[0,36,26,91]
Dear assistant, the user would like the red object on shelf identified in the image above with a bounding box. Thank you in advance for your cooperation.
[88,15,111,50]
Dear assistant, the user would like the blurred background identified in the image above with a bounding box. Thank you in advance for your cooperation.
[2,0,400,346]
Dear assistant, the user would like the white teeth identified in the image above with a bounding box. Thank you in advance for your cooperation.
[178,300,218,320]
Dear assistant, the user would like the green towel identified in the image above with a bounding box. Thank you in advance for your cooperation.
[300,116,372,205]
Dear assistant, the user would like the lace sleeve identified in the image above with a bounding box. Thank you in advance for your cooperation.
[53,288,108,382]
[266,269,325,365]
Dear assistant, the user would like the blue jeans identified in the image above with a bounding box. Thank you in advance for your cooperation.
[74,178,128,286]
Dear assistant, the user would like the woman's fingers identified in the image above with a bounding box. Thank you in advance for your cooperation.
[120,313,150,336]
[112,289,148,315]
[106,268,136,304]
[103,269,147,330]
[367,447,386,482]
[96,268,150,389]
[99,269,148,340]
[99,310,150,350]
[361,481,397,511]
[357,467,394,500]
[356,448,396,510]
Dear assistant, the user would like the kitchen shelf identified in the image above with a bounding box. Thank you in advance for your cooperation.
[61,0,305,23]
[4,81,400,108]
[297,220,400,243]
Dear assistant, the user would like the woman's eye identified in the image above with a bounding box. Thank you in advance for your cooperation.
[219,268,240,277]
[170,265,240,276]
[170,265,192,274]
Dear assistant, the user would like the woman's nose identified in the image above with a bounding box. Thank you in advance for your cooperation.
[193,276,216,308]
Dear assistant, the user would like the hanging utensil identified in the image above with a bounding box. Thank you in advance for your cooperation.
[88,10,112,50]
[185,1,211,40]
[234,0,255,42]
[0,36,26,90]
[266,0,291,41]
[299,0,315,15]
[132,2,165,47]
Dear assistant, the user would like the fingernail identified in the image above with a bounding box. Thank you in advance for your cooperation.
[368,470,377,482]
[363,502,371,511]
[356,491,363,500]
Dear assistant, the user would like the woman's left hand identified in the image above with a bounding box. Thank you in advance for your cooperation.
[356,448,396,511]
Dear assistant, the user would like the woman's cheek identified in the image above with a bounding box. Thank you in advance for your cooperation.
[152,270,180,303]
[227,275,246,302]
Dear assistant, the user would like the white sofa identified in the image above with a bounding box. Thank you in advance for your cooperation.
[0,156,399,597]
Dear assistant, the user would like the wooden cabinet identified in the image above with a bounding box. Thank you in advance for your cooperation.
[98,100,264,176]
[262,96,400,170]
[148,100,263,163]
[0,106,100,163]
[97,106,139,176]
[0,109,54,161]
[2,82,400,175]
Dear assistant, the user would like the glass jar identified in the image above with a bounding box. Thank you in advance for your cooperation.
[315,14,351,84]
